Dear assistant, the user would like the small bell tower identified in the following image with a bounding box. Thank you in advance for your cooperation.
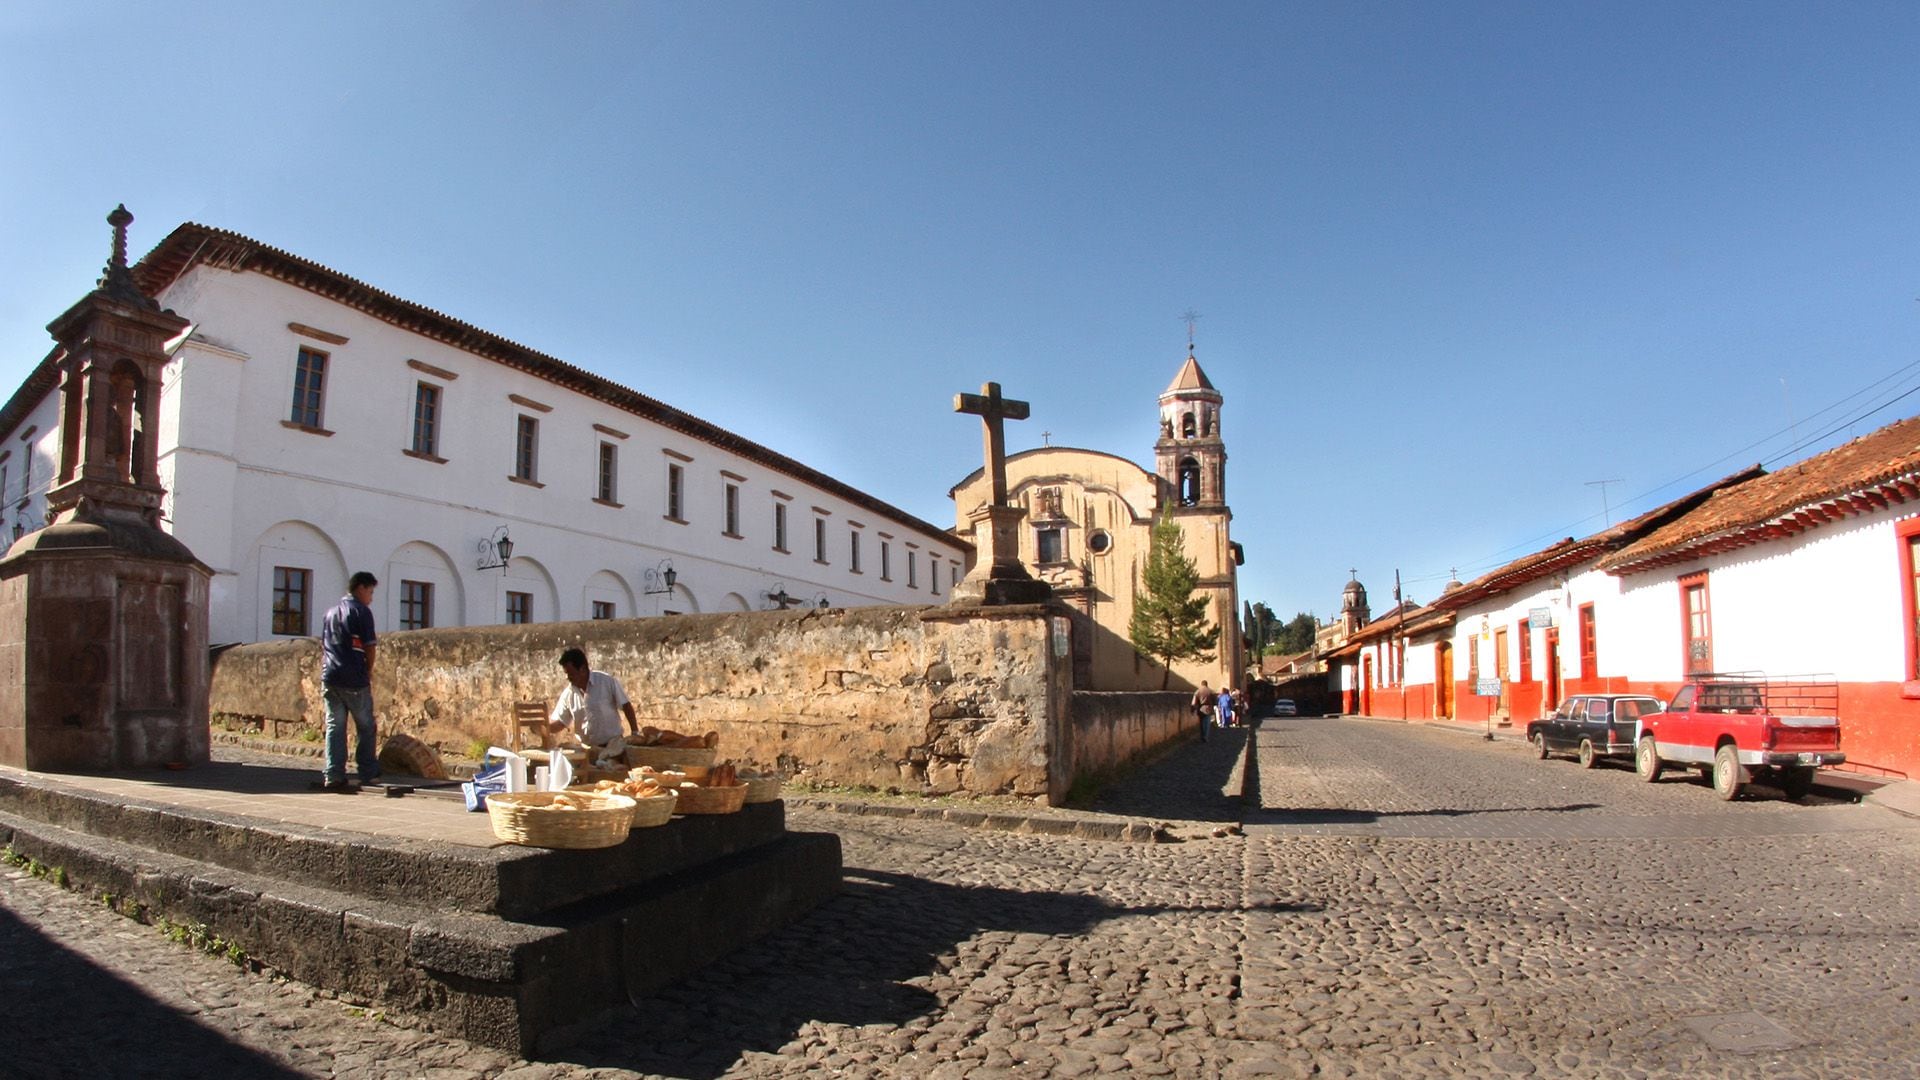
[1153,348,1226,508]
[0,206,212,772]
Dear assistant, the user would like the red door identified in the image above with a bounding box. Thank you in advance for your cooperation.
[1544,627,1562,709]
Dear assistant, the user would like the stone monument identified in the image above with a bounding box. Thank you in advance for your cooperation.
[950,381,1052,605]
[0,206,212,770]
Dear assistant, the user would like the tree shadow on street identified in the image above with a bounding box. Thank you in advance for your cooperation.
[549,863,1320,1078]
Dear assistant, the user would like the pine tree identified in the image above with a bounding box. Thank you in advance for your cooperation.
[1129,512,1217,689]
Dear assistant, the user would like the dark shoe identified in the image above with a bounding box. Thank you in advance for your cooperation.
[324,779,360,794]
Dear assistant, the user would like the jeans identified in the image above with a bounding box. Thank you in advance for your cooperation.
[323,683,381,784]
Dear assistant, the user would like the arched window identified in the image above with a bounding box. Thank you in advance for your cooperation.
[1178,457,1201,505]
[1180,412,1196,438]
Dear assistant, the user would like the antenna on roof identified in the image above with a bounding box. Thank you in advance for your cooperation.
[1586,478,1624,526]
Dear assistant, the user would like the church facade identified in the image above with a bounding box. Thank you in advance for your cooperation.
[949,353,1243,691]
[0,217,970,645]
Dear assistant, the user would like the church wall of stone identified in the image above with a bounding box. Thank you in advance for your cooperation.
[209,602,1102,801]
[1065,690,1190,781]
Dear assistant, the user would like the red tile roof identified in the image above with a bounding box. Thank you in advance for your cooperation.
[1599,412,1920,574]
[112,223,969,551]
[1430,465,1762,611]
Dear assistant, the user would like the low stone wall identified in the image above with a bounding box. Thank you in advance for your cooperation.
[211,603,1077,801]
[1066,691,1192,784]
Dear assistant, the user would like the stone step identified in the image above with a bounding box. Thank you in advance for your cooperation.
[0,771,842,1055]
[0,767,789,919]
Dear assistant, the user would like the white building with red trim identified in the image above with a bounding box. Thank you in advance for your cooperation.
[1323,412,1920,779]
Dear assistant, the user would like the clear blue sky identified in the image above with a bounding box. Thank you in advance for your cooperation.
[5,2,1918,623]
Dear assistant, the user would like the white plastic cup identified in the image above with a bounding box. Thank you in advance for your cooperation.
[534,766,550,791]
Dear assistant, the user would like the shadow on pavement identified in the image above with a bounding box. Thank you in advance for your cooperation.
[1245,802,1604,826]
[553,864,1320,1077]
[0,902,309,1079]
[1085,720,1250,824]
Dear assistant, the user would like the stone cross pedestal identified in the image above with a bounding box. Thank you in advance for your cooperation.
[950,382,1051,606]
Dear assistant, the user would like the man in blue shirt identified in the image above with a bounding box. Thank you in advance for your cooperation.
[320,571,380,793]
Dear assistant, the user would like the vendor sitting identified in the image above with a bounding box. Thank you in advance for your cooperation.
[549,647,640,752]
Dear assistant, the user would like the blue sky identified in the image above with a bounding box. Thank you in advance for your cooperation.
[4,2,1918,622]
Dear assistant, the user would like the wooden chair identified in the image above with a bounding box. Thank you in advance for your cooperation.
[509,701,554,752]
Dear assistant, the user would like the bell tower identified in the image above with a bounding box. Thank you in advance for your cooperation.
[1154,349,1226,508]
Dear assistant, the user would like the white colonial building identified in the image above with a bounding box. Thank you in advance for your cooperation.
[0,218,969,644]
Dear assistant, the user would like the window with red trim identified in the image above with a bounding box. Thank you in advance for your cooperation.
[1680,571,1712,675]
[1578,603,1597,678]
[1518,619,1533,684]
[1898,517,1920,684]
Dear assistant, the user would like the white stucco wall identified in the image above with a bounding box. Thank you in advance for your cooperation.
[1611,507,1912,681]
[3,263,967,644]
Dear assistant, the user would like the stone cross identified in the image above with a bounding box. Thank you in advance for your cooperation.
[954,381,1029,507]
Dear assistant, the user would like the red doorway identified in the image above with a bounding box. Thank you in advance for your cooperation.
[1544,627,1562,707]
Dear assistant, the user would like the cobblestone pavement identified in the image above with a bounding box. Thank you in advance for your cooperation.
[3,717,1918,1079]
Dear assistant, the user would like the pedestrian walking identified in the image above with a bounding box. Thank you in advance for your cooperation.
[1191,681,1214,741]
[1217,687,1236,729]
[318,571,381,793]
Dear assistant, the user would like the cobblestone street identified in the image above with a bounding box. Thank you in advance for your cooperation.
[4,717,1918,1079]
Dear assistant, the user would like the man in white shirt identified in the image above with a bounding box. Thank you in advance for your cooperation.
[548,647,640,749]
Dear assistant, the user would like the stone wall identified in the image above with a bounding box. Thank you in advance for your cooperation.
[211,603,1085,801]
[1065,691,1192,783]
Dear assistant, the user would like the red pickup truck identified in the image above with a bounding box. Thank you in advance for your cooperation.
[1634,674,1843,801]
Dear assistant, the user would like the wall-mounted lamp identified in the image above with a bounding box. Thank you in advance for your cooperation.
[476,526,515,571]
[643,559,678,595]
[765,584,830,611]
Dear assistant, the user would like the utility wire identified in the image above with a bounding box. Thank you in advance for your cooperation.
[1399,358,1920,588]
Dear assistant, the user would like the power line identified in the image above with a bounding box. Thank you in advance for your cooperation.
[1398,357,1920,585]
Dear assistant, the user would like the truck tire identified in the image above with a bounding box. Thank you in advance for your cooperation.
[1712,744,1743,801]
[1635,737,1662,783]
[1578,739,1598,769]
[1780,765,1816,802]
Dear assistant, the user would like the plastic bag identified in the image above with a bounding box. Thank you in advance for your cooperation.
[547,749,573,791]
[463,748,528,811]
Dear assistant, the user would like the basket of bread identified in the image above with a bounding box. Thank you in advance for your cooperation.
[740,770,783,804]
[623,726,719,770]
[485,790,637,849]
[665,761,747,815]
[572,774,679,828]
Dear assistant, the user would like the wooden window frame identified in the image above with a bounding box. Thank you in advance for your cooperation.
[410,382,441,459]
[290,347,328,430]
[1679,571,1712,675]
[1518,618,1533,685]
[665,463,685,522]
[513,415,539,483]
[592,600,615,621]
[399,579,433,631]
[271,566,311,636]
[506,591,533,625]
[722,481,741,537]
[1578,602,1597,680]
[597,442,619,505]
[1899,517,1920,695]
[772,501,788,552]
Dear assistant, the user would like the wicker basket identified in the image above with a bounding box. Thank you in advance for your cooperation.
[741,775,783,804]
[671,782,747,815]
[574,764,631,785]
[625,745,717,770]
[486,790,636,848]
[565,785,678,828]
